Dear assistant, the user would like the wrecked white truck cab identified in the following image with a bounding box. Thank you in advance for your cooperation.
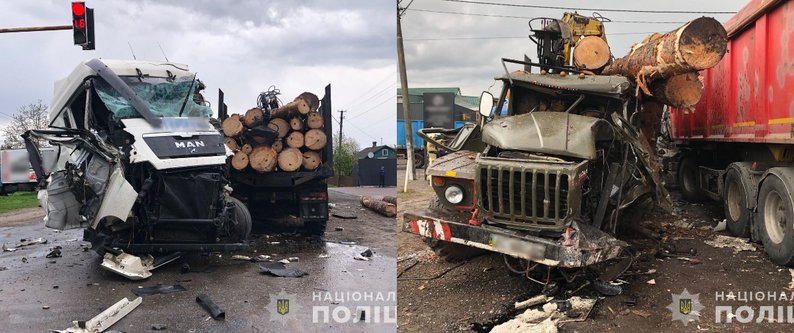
[24,59,251,256]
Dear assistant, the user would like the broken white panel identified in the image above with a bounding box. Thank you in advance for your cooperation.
[92,168,137,229]
[100,252,154,280]
[55,296,142,333]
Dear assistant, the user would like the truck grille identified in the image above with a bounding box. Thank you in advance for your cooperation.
[477,158,585,230]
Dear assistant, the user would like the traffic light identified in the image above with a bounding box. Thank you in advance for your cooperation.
[72,2,94,50]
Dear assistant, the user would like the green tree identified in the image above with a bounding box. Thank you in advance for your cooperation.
[333,136,360,176]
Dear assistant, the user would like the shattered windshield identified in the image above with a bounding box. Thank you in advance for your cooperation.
[94,76,212,119]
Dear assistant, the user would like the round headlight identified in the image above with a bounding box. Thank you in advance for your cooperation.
[444,185,464,204]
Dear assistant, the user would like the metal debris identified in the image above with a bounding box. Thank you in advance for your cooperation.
[332,212,358,219]
[360,249,373,258]
[492,296,596,333]
[259,262,307,278]
[100,252,154,280]
[713,219,727,232]
[704,234,756,254]
[131,284,187,296]
[55,297,142,333]
[196,294,225,320]
[46,246,63,258]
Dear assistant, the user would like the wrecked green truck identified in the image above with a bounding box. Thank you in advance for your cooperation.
[403,61,672,268]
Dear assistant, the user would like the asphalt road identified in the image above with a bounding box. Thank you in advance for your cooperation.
[0,188,396,333]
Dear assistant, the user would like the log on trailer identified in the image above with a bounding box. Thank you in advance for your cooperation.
[306,112,324,129]
[649,72,703,109]
[602,17,727,94]
[304,129,327,150]
[302,151,321,170]
[360,196,396,217]
[244,107,264,128]
[277,148,303,172]
[268,118,290,138]
[286,131,304,148]
[231,151,249,171]
[250,146,277,172]
[222,115,244,137]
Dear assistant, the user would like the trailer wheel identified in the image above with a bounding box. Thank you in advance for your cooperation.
[678,156,704,202]
[723,169,751,237]
[424,198,484,262]
[229,197,252,241]
[756,175,794,266]
[305,220,327,236]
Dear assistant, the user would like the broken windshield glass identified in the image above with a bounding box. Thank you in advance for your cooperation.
[94,76,212,119]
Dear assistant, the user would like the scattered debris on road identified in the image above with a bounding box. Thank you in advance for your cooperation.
[46,246,62,258]
[151,323,167,330]
[3,237,47,252]
[196,293,226,321]
[259,262,307,277]
[132,284,187,296]
[332,212,357,219]
[704,234,756,254]
[100,252,155,280]
[491,296,596,333]
[55,296,142,333]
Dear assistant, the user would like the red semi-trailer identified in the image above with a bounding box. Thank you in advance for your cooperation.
[669,0,794,265]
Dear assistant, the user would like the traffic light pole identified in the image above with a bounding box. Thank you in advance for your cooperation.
[0,25,72,34]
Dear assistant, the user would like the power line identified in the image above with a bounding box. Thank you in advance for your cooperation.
[345,81,396,112]
[407,8,687,24]
[337,71,396,110]
[441,0,738,14]
[404,32,658,41]
[349,95,394,120]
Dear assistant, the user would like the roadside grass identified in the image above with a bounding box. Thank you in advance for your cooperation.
[0,191,40,214]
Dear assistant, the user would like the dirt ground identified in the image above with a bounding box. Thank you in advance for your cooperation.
[396,161,792,333]
[0,188,397,333]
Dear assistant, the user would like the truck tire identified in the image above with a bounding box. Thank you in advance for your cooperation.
[723,168,751,237]
[305,220,327,236]
[678,156,705,202]
[424,198,484,262]
[756,175,794,266]
[229,197,252,242]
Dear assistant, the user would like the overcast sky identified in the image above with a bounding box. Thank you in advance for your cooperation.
[0,0,396,147]
[400,0,749,98]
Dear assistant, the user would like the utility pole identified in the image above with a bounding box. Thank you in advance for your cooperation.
[397,2,416,192]
[337,110,346,149]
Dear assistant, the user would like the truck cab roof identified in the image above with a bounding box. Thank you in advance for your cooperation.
[51,59,195,120]
[497,70,631,99]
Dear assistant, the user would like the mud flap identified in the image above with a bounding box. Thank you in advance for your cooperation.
[55,296,142,333]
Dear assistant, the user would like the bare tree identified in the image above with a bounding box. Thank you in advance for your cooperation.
[1,101,49,149]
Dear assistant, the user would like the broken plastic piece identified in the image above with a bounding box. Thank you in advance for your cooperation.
[360,249,373,258]
[100,252,154,280]
[259,262,307,278]
[131,284,187,296]
[55,296,142,333]
[196,293,225,320]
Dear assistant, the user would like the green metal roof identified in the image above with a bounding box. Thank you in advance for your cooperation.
[397,87,479,109]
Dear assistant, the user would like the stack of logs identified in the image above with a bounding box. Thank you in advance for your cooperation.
[222,92,328,173]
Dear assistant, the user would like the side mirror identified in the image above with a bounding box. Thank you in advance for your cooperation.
[479,91,494,118]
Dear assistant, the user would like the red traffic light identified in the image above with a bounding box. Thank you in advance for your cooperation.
[71,2,85,16]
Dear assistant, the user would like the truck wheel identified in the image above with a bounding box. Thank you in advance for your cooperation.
[756,175,794,266]
[678,156,704,202]
[305,220,327,236]
[229,197,252,241]
[723,169,751,237]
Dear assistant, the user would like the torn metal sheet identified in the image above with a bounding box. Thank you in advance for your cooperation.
[92,168,137,228]
[55,296,142,333]
[100,252,155,280]
[259,262,307,277]
[131,284,186,296]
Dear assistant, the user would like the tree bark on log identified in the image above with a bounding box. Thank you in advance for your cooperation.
[304,129,327,150]
[302,151,321,170]
[290,117,303,131]
[360,196,396,217]
[382,196,397,205]
[573,36,612,71]
[243,107,264,128]
[231,151,249,171]
[249,146,277,172]
[222,114,244,137]
[267,118,290,138]
[306,112,324,129]
[277,148,303,172]
[601,17,727,95]
[649,72,703,109]
[295,92,320,112]
[270,99,310,119]
[286,131,304,148]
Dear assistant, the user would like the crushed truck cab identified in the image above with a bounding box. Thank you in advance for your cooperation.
[404,64,672,267]
[24,59,251,255]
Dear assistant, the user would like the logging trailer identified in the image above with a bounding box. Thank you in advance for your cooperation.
[217,85,334,236]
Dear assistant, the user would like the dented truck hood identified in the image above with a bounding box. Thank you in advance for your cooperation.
[482,112,609,160]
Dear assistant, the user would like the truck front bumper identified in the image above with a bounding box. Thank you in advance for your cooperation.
[403,208,627,268]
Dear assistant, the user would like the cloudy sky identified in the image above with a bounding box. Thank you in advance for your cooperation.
[0,0,396,147]
[400,0,748,98]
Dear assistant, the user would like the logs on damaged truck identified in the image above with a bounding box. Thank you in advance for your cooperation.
[402,16,728,282]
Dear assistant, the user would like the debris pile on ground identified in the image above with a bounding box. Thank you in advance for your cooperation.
[360,196,396,217]
[259,262,307,278]
[704,234,756,254]
[222,91,326,173]
[491,296,596,333]
[3,237,47,252]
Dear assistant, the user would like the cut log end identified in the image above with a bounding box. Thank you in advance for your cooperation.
[268,118,290,138]
[272,139,284,153]
[573,36,612,70]
[224,137,239,151]
[304,129,327,150]
[286,131,305,149]
[678,17,728,70]
[650,72,703,108]
[249,146,277,173]
[241,143,253,155]
[231,151,249,171]
[243,108,264,128]
[277,148,303,172]
[222,115,244,137]
[302,151,321,170]
[306,112,324,129]
[290,117,303,131]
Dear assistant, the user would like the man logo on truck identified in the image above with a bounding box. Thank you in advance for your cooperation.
[174,140,206,148]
